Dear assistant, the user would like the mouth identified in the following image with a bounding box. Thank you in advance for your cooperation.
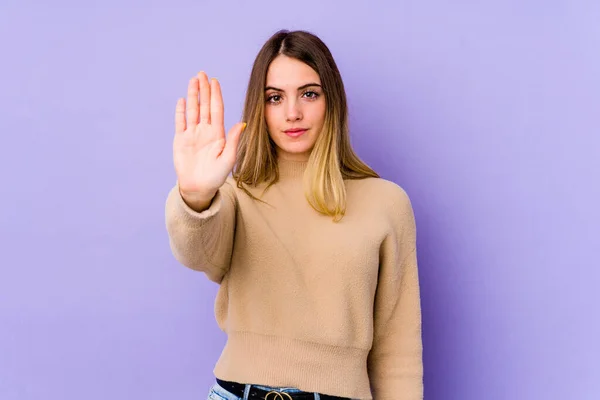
[284,128,308,138]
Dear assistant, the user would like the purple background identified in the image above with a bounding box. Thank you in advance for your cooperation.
[1,1,598,399]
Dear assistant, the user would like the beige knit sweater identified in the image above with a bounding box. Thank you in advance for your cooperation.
[164,158,423,400]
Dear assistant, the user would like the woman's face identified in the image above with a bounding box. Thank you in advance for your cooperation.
[264,55,326,161]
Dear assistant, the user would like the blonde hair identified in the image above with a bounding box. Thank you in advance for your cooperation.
[233,29,379,222]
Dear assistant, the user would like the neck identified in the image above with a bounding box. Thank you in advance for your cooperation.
[277,157,308,180]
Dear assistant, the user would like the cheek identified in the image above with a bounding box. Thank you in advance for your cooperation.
[264,108,273,128]
[264,107,279,131]
[312,102,326,127]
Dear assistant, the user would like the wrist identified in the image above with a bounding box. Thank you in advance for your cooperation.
[179,188,217,213]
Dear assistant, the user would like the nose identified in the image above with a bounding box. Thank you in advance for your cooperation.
[285,98,302,122]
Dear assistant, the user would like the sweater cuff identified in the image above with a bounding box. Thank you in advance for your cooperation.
[174,183,223,224]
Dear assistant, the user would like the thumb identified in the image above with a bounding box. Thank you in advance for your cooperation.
[222,122,247,163]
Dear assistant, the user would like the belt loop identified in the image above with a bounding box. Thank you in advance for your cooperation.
[243,384,251,400]
[314,392,321,400]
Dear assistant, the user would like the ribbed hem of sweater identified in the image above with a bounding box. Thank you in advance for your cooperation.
[213,330,373,400]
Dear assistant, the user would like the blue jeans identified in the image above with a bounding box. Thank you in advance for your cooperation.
[207,381,323,400]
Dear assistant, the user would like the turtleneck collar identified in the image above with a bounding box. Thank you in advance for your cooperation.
[277,157,308,180]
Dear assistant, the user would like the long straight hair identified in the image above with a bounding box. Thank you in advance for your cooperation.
[233,29,379,222]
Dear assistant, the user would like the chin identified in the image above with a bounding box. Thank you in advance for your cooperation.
[272,132,318,159]
[280,143,314,155]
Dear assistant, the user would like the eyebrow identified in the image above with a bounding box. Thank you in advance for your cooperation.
[264,83,322,92]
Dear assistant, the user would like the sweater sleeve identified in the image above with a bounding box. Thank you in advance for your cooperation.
[164,179,237,283]
[367,188,423,400]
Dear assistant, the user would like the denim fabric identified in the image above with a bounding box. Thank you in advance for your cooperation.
[207,381,321,400]
[207,382,241,400]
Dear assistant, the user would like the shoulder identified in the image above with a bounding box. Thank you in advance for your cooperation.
[348,176,413,212]
[224,175,237,189]
[223,176,265,202]
[348,177,416,240]
[215,176,239,204]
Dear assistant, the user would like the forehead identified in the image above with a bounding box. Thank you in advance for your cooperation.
[265,55,321,88]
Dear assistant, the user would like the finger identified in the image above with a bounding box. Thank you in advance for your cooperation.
[186,77,199,127]
[221,122,247,163]
[175,98,186,134]
[198,71,211,124]
[210,78,224,131]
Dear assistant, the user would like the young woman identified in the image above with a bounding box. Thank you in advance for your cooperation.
[165,30,423,400]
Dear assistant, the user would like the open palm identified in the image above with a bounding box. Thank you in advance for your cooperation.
[173,71,245,199]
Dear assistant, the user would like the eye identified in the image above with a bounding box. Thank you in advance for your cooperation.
[303,90,320,100]
[266,94,282,104]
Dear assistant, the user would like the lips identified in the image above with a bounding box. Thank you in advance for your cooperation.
[284,128,307,138]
